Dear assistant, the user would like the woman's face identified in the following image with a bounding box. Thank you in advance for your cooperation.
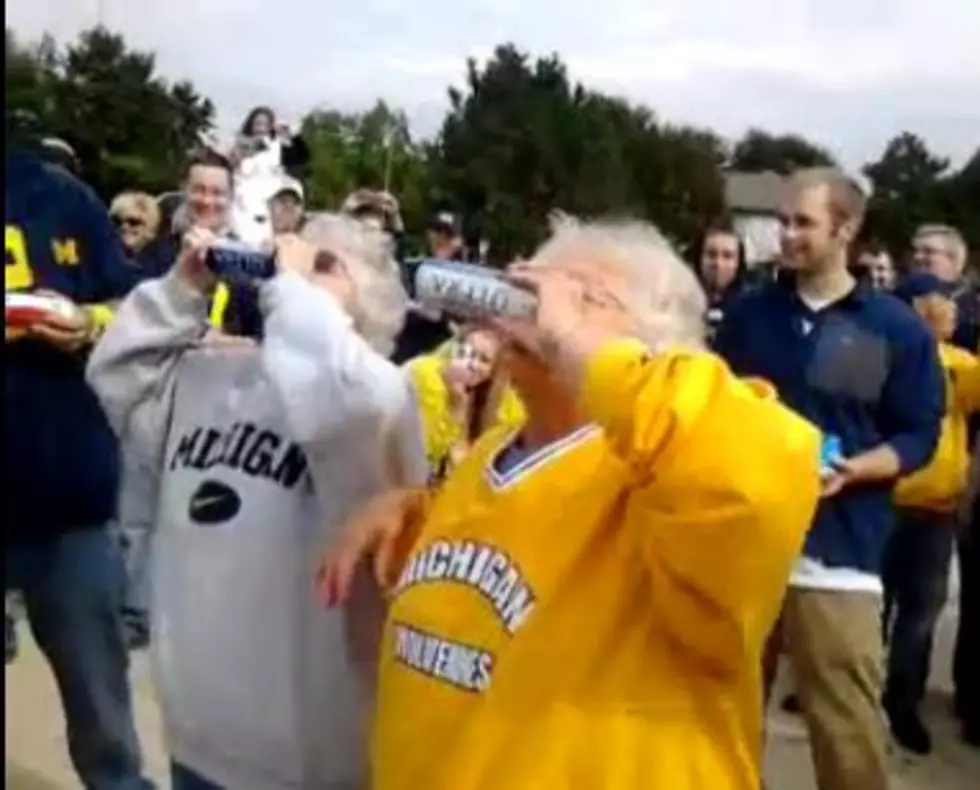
[250,111,274,138]
[453,329,501,388]
[184,164,232,232]
[700,232,740,291]
[111,207,154,253]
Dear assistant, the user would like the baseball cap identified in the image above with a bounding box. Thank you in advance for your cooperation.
[271,176,304,203]
[428,211,460,235]
[39,137,80,172]
[893,272,956,305]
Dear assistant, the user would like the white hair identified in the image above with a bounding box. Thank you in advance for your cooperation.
[914,224,968,270]
[300,212,408,357]
[535,217,707,350]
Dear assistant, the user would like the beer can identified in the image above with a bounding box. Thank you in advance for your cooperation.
[413,260,537,321]
[204,240,277,281]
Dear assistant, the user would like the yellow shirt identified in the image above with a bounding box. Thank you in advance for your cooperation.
[373,340,821,790]
[894,342,980,513]
[405,353,525,481]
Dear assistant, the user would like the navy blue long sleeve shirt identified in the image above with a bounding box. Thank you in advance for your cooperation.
[5,151,141,543]
[952,283,980,352]
[715,278,944,575]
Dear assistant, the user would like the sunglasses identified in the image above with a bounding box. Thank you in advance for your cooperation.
[112,215,145,230]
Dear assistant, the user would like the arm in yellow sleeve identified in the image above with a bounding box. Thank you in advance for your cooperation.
[951,350,980,415]
[405,354,455,468]
[82,301,119,345]
[579,339,822,673]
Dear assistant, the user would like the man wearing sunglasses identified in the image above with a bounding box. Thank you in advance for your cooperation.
[109,192,161,263]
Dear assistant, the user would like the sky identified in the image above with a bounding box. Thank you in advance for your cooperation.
[7,0,980,169]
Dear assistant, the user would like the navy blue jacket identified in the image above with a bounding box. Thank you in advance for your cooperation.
[4,151,141,542]
[952,283,980,351]
[715,278,944,575]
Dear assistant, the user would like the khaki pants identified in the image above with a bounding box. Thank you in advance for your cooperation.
[763,587,889,790]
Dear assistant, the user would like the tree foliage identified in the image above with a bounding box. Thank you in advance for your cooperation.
[301,100,431,236]
[730,128,837,174]
[429,45,726,260]
[5,26,214,197]
[860,132,963,259]
[5,29,978,266]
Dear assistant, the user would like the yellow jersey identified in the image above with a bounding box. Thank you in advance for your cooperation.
[405,353,525,481]
[372,340,821,790]
[894,342,980,513]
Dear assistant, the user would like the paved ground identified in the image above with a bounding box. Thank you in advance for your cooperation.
[6,601,979,789]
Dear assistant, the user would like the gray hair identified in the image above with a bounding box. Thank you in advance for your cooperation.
[534,217,707,351]
[300,212,408,356]
[914,224,968,270]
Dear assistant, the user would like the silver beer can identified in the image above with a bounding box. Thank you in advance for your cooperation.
[413,260,537,320]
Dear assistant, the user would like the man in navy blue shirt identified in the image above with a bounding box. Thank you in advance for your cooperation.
[5,137,152,788]
[716,167,944,790]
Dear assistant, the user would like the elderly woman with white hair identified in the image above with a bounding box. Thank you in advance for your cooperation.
[319,218,824,790]
[86,214,426,790]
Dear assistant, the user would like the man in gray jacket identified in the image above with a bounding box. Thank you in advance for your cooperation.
[87,215,427,789]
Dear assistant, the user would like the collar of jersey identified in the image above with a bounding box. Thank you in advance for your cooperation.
[485,423,600,492]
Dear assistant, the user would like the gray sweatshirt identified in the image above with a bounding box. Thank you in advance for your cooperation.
[86,270,426,789]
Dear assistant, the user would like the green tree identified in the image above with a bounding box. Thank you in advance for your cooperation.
[861,132,952,256]
[301,100,431,233]
[433,45,592,259]
[730,128,836,174]
[5,29,56,129]
[5,26,214,198]
[431,44,725,262]
[936,149,980,266]
[631,123,727,249]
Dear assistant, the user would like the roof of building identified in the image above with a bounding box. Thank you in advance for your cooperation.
[724,170,785,214]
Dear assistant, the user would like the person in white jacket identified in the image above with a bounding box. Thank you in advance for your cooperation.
[86,214,427,790]
[230,107,309,249]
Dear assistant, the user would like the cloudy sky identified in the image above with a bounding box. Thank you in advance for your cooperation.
[7,0,980,168]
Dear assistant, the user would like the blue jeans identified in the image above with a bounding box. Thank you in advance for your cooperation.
[171,762,224,790]
[882,509,955,712]
[5,529,153,790]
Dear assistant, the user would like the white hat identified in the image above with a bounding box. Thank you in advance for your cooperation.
[271,176,304,203]
[41,137,77,159]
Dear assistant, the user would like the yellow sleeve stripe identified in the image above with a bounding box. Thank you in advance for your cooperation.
[210,282,230,328]
[85,303,115,330]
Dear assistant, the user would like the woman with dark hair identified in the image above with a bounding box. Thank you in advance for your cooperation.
[230,106,309,248]
[694,220,751,341]
[235,105,309,178]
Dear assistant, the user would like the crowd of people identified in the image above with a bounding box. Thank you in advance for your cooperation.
[4,102,979,790]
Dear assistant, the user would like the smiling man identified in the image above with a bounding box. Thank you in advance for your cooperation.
[716,167,944,790]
